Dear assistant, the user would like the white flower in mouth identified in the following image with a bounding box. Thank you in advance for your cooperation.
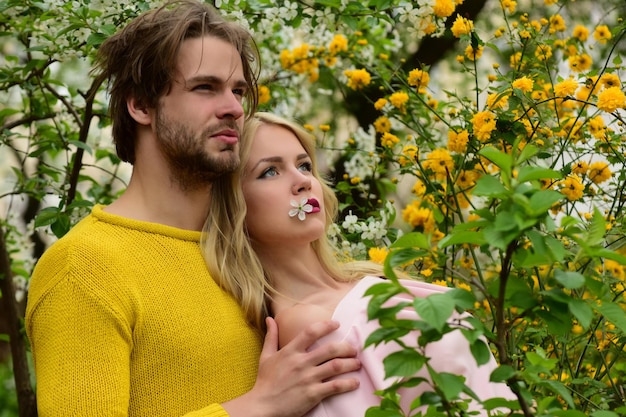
[289,198,314,221]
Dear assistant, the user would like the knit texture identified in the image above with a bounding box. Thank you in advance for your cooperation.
[26,205,262,417]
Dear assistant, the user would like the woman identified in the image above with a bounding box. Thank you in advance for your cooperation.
[202,112,514,416]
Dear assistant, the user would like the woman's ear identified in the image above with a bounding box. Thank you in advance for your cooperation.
[127,96,153,126]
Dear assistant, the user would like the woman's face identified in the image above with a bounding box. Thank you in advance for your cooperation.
[241,123,326,246]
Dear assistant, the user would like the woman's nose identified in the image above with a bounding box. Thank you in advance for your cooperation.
[292,174,312,194]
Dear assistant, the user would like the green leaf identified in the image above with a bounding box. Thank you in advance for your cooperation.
[526,350,557,371]
[68,139,93,155]
[469,338,491,366]
[595,302,626,333]
[541,379,575,408]
[479,146,512,174]
[528,189,563,215]
[490,365,517,382]
[34,206,60,228]
[587,207,606,246]
[429,371,465,400]
[516,166,562,184]
[473,174,508,197]
[383,349,427,378]
[412,293,455,332]
[515,143,539,164]
[568,299,593,329]
[390,232,430,249]
[554,269,585,289]
[386,247,426,270]
[438,230,487,248]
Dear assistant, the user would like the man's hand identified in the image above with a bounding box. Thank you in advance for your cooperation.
[222,317,361,417]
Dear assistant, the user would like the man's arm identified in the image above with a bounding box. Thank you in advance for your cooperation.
[222,318,361,417]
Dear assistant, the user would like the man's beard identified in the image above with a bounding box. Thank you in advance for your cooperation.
[155,109,240,191]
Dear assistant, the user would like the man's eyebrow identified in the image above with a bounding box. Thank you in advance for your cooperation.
[185,74,248,89]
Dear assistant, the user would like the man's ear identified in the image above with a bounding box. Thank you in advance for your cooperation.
[127,96,153,125]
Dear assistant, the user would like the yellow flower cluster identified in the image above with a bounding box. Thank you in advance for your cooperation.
[402,202,436,232]
[280,44,319,82]
[471,111,497,142]
[559,174,585,201]
[344,68,372,90]
[422,148,454,181]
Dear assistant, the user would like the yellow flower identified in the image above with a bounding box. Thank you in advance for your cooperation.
[471,111,497,142]
[398,145,418,167]
[373,116,391,133]
[487,93,509,109]
[319,124,330,132]
[571,161,588,175]
[447,129,469,153]
[594,25,612,44]
[535,44,552,61]
[465,44,484,61]
[568,54,592,72]
[433,0,455,17]
[368,247,389,265]
[572,25,589,41]
[510,51,522,67]
[549,14,566,34]
[588,116,606,140]
[303,124,314,132]
[600,73,621,89]
[257,85,271,105]
[280,49,294,70]
[423,148,454,181]
[500,0,517,13]
[328,34,348,55]
[451,15,473,37]
[412,180,426,196]
[344,68,371,90]
[588,161,611,184]
[554,78,578,97]
[374,98,388,110]
[559,174,584,201]
[604,259,625,280]
[455,169,477,190]
[402,202,436,232]
[597,87,626,113]
[512,76,534,93]
[389,91,409,111]
[381,132,400,148]
[408,69,430,89]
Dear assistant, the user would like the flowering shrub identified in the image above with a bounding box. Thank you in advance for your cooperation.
[1,0,625,416]
[242,0,626,415]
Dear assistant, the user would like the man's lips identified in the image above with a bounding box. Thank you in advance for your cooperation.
[307,198,321,213]
[212,129,239,145]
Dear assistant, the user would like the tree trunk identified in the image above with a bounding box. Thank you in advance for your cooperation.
[0,225,37,417]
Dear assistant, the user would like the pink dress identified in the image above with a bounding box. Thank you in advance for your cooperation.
[305,276,514,417]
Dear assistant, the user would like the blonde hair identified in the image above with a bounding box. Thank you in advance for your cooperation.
[202,112,382,334]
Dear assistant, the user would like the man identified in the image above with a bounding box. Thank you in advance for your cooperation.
[25,1,360,416]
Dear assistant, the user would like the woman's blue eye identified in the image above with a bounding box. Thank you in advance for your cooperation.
[299,162,313,172]
[259,167,277,178]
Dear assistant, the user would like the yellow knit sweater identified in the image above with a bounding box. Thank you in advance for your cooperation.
[26,205,262,416]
